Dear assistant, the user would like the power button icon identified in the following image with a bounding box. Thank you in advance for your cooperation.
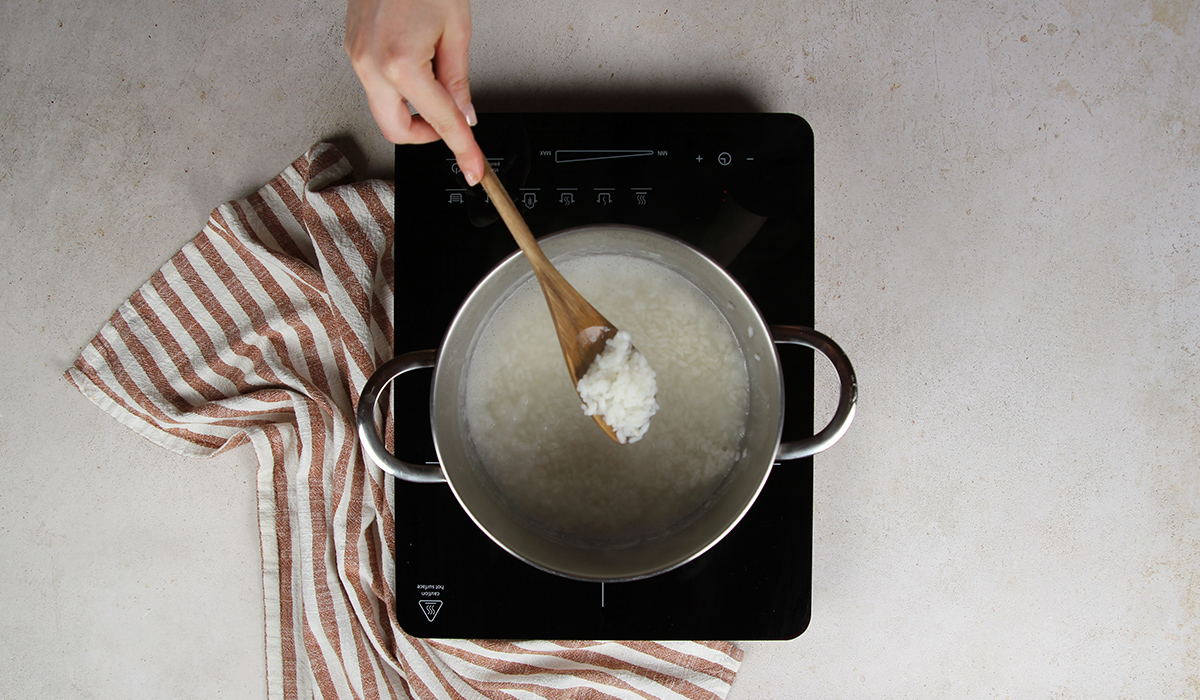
[717,152,732,166]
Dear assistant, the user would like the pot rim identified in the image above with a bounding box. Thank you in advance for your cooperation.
[429,224,787,581]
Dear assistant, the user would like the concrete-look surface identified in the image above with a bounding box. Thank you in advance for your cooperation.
[2,1,1196,697]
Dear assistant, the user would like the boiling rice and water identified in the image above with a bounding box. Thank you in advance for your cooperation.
[464,254,750,546]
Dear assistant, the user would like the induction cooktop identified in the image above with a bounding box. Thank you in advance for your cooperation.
[392,112,814,640]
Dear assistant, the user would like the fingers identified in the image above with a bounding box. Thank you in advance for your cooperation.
[400,69,484,185]
[360,64,483,185]
[345,0,484,185]
[433,9,474,119]
[412,6,484,186]
[359,72,441,145]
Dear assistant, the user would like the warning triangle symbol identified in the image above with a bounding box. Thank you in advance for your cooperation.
[418,599,443,622]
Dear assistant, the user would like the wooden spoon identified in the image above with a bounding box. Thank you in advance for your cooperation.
[479,160,623,444]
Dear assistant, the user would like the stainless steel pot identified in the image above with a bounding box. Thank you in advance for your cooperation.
[357,225,856,581]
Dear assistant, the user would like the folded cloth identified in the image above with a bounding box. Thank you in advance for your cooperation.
[65,143,743,700]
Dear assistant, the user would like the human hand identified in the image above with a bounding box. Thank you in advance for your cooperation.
[345,0,485,186]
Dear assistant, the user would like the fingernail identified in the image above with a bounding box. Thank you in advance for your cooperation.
[464,168,479,187]
[462,102,478,127]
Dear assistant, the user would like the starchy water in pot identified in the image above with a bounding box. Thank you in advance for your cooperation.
[464,254,750,546]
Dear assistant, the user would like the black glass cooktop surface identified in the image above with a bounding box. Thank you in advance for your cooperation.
[393,112,814,640]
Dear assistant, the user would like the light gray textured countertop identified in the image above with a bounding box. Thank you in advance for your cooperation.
[2,1,1196,697]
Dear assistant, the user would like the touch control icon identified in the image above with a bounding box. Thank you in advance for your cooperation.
[419,599,443,622]
[522,192,538,209]
[718,152,732,166]
[597,192,612,205]
[560,192,575,206]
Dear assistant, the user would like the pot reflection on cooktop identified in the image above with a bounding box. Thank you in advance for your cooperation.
[393,113,814,640]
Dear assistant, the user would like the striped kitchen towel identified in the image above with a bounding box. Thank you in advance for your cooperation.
[65,142,743,700]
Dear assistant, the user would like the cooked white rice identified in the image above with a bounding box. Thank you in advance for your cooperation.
[576,330,658,444]
[463,253,749,545]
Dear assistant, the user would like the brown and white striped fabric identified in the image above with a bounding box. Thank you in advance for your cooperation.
[65,143,743,700]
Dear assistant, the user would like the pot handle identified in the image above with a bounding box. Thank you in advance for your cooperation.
[356,350,447,483]
[771,325,858,461]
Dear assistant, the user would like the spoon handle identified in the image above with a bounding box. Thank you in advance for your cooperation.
[477,159,622,444]
[480,161,557,277]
